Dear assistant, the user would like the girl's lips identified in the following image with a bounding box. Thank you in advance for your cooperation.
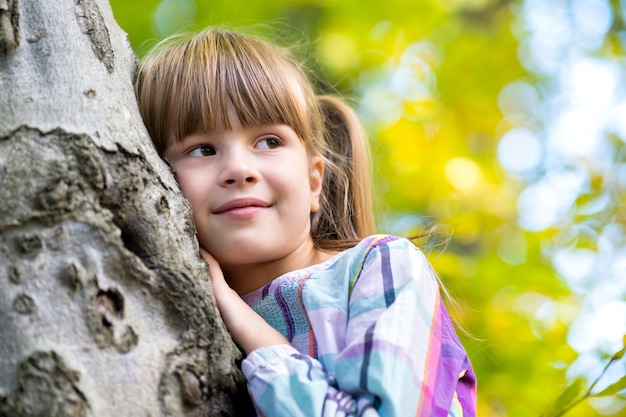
[213,198,270,215]
[217,206,268,218]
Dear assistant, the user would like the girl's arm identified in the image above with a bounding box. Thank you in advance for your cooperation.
[200,249,291,354]
[240,236,476,417]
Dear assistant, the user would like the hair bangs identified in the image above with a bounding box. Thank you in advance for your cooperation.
[198,30,313,143]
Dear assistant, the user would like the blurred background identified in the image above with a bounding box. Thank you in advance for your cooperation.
[109,0,626,415]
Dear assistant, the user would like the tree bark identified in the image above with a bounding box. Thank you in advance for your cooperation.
[0,0,249,416]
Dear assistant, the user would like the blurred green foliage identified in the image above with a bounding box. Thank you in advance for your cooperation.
[109,0,626,415]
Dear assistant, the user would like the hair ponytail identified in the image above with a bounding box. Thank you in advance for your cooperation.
[312,96,375,250]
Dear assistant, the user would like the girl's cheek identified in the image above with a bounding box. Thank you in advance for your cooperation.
[174,172,196,199]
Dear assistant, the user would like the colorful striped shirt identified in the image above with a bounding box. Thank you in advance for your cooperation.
[241,234,477,416]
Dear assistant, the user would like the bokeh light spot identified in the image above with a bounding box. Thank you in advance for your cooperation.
[497,128,542,176]
[553,247,597,289]
[444,157,481,190]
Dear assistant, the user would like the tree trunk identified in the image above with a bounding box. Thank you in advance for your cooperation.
[0,0,249,416]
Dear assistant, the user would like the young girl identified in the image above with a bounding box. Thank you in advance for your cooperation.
[135,27,476,416]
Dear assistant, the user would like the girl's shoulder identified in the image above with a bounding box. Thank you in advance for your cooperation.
[348,234,422,261]
[331,234,427,285]
[351,231,428,264]
[355,233,413,249]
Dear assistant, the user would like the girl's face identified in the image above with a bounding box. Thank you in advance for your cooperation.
[163,117,324,293]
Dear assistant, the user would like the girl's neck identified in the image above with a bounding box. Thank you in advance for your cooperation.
[222,246,338,295]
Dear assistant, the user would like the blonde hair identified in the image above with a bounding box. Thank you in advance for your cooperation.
[135,27,375,250]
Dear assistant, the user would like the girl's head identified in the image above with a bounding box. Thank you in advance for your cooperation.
[135,27,374,252]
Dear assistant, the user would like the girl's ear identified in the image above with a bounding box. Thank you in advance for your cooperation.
[309,156,324,213]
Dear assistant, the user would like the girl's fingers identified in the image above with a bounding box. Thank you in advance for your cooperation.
[199,248,221,276]
[199,247,216,265]
[199,248,230,295]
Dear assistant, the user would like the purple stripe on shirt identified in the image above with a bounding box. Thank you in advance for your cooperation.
[380,244,395,307]
[434,304,477,416]
[428,304,474,417]
[360,325,375,389]
[276,286,295,340]
[262,283,271,299]
[349,235,399,298]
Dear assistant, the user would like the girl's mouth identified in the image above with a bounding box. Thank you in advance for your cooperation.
[213,198,271,216]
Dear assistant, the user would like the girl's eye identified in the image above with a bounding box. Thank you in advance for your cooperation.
[256,136,281,150]
[188,145,215,157]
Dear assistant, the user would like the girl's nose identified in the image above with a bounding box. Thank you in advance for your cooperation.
[219,150,259,186]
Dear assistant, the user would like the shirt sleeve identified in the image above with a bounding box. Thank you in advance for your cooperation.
[241,236,477,417]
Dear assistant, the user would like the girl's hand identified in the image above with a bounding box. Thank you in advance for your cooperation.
[199,248,290,355]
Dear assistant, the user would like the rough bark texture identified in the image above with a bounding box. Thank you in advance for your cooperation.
[0,1,250,416]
